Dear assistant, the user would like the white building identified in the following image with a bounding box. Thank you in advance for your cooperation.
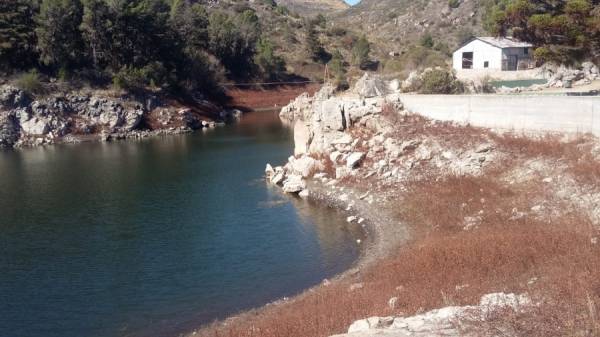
[452,37,534,72]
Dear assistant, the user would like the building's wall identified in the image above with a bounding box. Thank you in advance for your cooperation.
[399,94,600,136]
[502,47,534,70]
[502,47,531,58]
[452,40,502,71]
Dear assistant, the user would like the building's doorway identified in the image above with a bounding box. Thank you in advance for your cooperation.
[462,52,473,69]
[505,55,518,71]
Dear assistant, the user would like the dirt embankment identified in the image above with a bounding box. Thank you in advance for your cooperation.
[192,83,600,337]
[225,84,321,112]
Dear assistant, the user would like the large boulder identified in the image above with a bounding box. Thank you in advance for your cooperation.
[0,112,19,148]
[353,73,388,98]
[0,85,28,109]
[122,108,144,131]
[282,174,306,193]
[290,155,321,178]
[401,71,421,92]
[346,152,365,168]
[294,122,311,155]
[20,117,49,135]
[330,293,531,337]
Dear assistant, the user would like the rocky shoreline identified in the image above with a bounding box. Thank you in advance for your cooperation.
[254,74,600,337]
[0,85,241,149]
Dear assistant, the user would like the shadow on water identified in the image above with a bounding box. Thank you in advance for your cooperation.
[0,110,361,337]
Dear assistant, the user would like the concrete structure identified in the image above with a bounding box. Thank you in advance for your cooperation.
[398,94,600,137]
[453,37,534,72]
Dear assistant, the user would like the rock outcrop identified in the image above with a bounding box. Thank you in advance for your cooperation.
[0,85,224,148]
[267,74,498,196]
[331,293,531,337]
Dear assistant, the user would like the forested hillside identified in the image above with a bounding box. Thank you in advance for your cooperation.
[485,0,600,63]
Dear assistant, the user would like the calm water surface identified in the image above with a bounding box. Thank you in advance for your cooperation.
[0,111,361,337]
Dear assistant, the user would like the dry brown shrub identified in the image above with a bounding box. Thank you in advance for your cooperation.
[491,133,600,185]
[200,213,599,337]
[311,153,336,177]
[492,133,570,158]
[570,154,600,185]
[199,167,600,337]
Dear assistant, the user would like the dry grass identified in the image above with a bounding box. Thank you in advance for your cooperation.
[196,128,600,337]
[492,133,600,184]
[198,167,600,337]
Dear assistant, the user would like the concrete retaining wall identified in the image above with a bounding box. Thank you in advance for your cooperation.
[398,94,600,136]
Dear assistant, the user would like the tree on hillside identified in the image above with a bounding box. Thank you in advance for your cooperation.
[80,0,112,69]
[36,0,84,69]
[328,49,348,90]
[306,22,329,63]
[485,0,600,63]
[170,0,209,50]
[352,35,370,69]
[419,33,434,49]
[0,0,38,70]
[208,10,260,78]
[107,0,176,70]
[254,37,285,80]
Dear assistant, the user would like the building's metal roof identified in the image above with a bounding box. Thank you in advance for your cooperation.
[475,37,533,49]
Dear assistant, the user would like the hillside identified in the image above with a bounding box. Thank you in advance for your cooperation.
[331,0,488,76]
[276,0,349,15]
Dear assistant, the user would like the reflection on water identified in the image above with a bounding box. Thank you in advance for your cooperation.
[0,111,359,337]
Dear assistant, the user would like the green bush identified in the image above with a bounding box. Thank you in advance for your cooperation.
[448,0,460,9]
[327,27,347,37]
[112,63,173,91]
[328,50,348,91]
[16,69,44,95]
[254,38,286,80]
[418,69,464,94]
[420,33,434,49]
[274,5,289,16]
[352,35,371,69]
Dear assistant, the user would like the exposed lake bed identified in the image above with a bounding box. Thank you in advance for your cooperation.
[0,111,364,337]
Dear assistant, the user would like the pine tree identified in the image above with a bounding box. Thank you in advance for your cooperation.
[352,35,371,69]
[80,0,112,69]
[36,0,84,68]
[306,22,326,63]
[254,37,285,79]
[0,0,38,70]
[170,0,209,50]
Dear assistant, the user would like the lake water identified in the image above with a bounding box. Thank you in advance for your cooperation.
[0,111,361,337]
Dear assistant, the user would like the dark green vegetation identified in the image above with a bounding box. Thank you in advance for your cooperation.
[484,0,600,63]
[1,0,378,97]
[417,68,465,94]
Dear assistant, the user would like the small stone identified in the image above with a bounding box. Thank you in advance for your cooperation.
[349,282,364,292]
[298,189,310,199]
[346,152,365,169]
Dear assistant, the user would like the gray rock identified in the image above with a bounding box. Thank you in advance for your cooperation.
[0,112,19,148]
[20,117,49,135]
[122,108,143,131]
[282,174,306,193]
[332,293,531,337]
[290,155,320,178]
[270,171,285,185]
[346,152,365,168]
[353,73,389,98]
[0,85,28,108]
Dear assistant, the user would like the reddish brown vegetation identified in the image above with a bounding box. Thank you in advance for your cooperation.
[196,126,600,337]
[226,84,320,111]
